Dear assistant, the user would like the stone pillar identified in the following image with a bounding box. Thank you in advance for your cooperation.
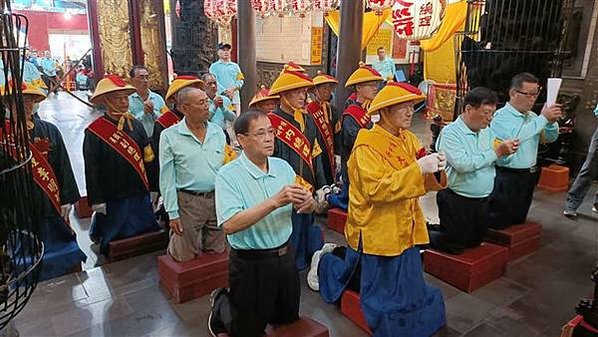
[237,1,257,113]
[170,0,219,76]
[334,1,364,110]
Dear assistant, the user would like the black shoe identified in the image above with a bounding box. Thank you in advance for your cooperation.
[208,288,228,337]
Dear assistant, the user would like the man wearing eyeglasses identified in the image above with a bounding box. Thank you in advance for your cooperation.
[128,65,167,138]
[209,109,314,337]
[159,87,236,262]
[489,72,562,229]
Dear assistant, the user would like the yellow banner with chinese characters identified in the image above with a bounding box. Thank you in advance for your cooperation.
[366,28,392,56]
[311,27,323,65]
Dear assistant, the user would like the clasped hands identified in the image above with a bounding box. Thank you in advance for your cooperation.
[273,185,315,214]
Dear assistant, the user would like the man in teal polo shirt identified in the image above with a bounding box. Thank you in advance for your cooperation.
[371,47,395,81]
[430,87,519,254]
[40,51,58,94]
[202,72,236,142]
[209,43,244,111]
[489,72,562,229]
[128,65,166,137]
[208,109,315,337]
[159,86,233,262]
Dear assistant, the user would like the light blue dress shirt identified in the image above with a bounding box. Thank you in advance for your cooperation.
[216,152,295,250]
[437,116,499,198]
[490,103,559,169]
[40,57,57,77]
[159,119,227,219]
[128,90,166,137]
[209,95,236,130]
[209,60,244,106]
[371,57,395,81]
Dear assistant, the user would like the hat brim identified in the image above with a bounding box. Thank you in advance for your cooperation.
[165,79,205,102]
[249,95,280,107]
[23,89,46,103]
[90,87,136,104]
[345,76,383,87]
[367,94,426,115]
[314,78,339,86]
[269,82,313,96]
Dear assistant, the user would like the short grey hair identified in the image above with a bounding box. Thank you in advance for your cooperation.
[177,86,203,105]
[201,73,216,82]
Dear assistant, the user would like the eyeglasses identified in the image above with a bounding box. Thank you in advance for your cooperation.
[515,90,540,98]
[243,128,276,139]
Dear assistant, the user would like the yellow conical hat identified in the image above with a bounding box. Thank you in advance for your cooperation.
[345,62,384,87]
[90,75,136,104]
[249,85,280,107]
[313,71,339,86]
[269,66,313,95]
[165,75,205,102]
[367,82,426,115]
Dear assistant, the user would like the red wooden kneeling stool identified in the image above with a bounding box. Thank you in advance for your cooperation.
[158,252,229,303]
[341,290,372,335]
[424,243,508,293]
[485,222,541,261]
[75,196,93,218]
[108,229,169,262]
[327,208,347,234]
[265,317,329,337]
[537,164,569,192]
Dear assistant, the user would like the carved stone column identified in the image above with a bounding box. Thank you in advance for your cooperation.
[170,0,219,76]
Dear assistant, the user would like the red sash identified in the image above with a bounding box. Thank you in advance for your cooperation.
[30,144,62,213]
[268,113,314,172]
[343,104,371,128]
[306,102,335,177]
[87,117,149,189]
[1,121,61,213]
[156,110,181,129]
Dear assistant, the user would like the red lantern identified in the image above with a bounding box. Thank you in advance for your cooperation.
[272,0,290,17]
[367,0,395,15]
[313,0,340,16]
[291,0,312,18]
[392,0,446,40]
[251,0,274,19]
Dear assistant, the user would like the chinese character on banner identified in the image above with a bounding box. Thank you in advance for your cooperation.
[392,0,447,40]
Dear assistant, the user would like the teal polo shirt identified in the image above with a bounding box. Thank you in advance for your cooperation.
[490,103,559,169]
[215,152,295,250]
[209,95,236,130]
[128,90,166,137]
[159,119,227,219]
[209,60,244,105]
[437,116,499,198]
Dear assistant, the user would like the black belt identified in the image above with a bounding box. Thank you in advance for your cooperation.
[178,189,215,198]
[231,242,290,260]
[497,166,539,174]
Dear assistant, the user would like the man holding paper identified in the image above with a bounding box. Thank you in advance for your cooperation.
[564,102,598,217]
[489,73,562,229]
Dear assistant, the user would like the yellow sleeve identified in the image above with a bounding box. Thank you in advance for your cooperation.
[349,145,426,203]
[143,145,155,163]
[223,144,238,164]
[311,139,323,158]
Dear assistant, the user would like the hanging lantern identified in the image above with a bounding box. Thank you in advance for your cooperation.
[313,0,340,16]
[251,0,273,19]
[392,0,446,40]
[291,0,312,18]
[272,0,290,17]
[367,0,394,15]
[204,0,238,27]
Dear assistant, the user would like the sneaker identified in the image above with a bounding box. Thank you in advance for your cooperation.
[321,243,338,254]
[563,209,578,218]
[307,249,325,291]
[208,288,227,337]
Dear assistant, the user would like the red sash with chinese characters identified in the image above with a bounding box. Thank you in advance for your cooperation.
[343,104,371,128]
[30,143,62,213]
[267,113,314,172]
[156,110,181,129]
[1,121,62,213]
[306,102,335,177]
[87,117,149,189]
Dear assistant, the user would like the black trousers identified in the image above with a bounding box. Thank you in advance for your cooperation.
[430,189,489,253]
[213,244,300,337]
[489,167,539,229]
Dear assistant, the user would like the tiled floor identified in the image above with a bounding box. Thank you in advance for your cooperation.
[12,92,598,336]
